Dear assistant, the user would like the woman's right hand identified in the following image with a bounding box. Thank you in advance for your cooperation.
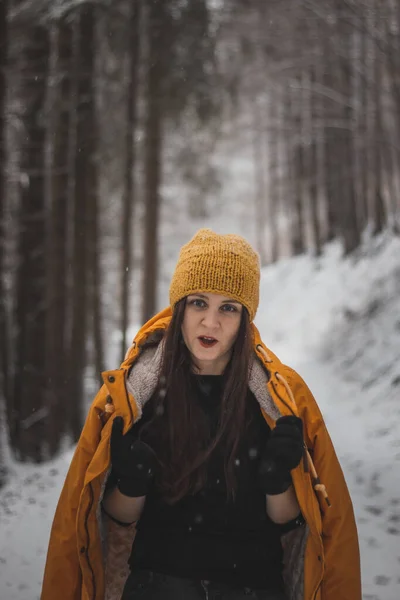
[110,416,158,497]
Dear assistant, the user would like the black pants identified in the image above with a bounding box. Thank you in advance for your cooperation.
[121,570,286,600]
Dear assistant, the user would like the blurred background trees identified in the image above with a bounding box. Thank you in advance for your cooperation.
[0,0,399,470]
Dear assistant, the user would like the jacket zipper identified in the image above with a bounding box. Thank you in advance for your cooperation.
[84,482,97,600]
[123,372,134,423]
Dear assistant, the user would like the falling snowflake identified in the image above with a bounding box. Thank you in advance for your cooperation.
[249,448,258,459]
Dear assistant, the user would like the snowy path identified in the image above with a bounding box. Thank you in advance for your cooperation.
[295,359,400,600]
[0,452,72,600]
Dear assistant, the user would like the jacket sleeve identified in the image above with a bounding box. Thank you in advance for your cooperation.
[285,367,362,600]
[40,387,107,600]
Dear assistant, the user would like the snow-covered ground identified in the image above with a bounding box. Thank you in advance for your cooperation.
[259,233,400,600]
[1,232,399,600]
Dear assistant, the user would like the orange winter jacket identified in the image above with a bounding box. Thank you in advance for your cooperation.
[41,308,361,600]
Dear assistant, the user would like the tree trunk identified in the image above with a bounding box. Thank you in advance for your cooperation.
[357,15,369,230]
[251,96,268,265]
[120,0,141,361]
[267,89,279,263]
[383,0,400,229]
[291,80,306,256]
[281,89,296,256]
[292,146,306,256]
[340,36,360,254]
[308,64,322,256]
[141,0,165,324]
[67,7,96,440]
[371,18,385,236]
[323,43,341,243]
[87,11,103,380]
[0,0,9,486]
[0,0,8,402]
[12,24,49,461]
[44,19,72,455]
[90,200,104,378]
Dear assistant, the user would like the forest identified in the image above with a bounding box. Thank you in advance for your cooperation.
[0,0,399,473]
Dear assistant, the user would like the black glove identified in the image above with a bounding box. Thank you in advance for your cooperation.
[110,416,158,497]
[258,415,304,495]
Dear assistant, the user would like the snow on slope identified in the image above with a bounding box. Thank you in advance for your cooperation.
[0,233,399,600]
[256,233,400,600]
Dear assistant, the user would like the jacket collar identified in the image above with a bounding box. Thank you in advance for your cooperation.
[109,308,287,425]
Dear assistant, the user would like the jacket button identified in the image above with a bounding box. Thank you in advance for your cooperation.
[80,546,86,554]
[318,555,322,562]
[108,375,115,383]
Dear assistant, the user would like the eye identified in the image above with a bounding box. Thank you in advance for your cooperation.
[221,304,238,313]
[189,298,207,309]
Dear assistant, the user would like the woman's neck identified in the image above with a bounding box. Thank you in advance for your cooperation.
[191,356,230,376]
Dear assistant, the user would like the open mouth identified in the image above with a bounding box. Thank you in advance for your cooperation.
[198,336,218,348]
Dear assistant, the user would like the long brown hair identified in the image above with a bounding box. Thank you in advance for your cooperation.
[139,298,254,503]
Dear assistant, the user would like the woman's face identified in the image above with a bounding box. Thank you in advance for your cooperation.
[181,292,243,375]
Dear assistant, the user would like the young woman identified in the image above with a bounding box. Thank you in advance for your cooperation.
[41,229,361,600]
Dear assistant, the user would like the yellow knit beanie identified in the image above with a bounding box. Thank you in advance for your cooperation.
[169,229,260,321]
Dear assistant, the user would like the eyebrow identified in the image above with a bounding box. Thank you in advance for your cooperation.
[190,293,241,304]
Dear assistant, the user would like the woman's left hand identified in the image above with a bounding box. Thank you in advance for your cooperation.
[258,416,304,495]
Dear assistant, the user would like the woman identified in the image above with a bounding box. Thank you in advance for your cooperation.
[41,229,361,600]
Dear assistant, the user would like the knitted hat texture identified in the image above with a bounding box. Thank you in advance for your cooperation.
[169,229,260,321]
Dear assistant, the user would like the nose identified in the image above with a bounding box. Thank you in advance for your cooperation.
[201,308,220,330]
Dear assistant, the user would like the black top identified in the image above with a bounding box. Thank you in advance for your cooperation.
[128,374,284,590]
